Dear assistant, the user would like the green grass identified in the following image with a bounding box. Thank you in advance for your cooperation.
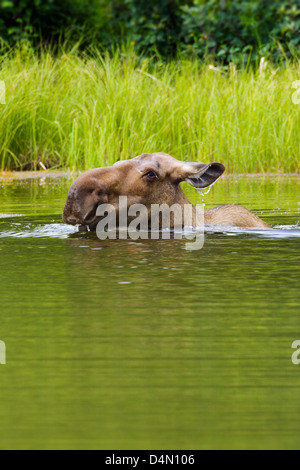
[0,45,299,173]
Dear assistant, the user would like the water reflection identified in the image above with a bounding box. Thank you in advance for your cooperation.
[0,175,299,450]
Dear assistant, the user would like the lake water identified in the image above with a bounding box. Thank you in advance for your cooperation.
[0,173,299,450]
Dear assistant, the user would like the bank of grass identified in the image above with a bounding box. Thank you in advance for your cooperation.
[0,45,299,173]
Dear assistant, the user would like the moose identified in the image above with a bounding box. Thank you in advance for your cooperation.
[63,153,271,231]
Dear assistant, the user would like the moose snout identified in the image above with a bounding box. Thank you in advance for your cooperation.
[62,199,81,225]
[62,208,79,225]
[63,195,99,227]
[66,216,79,225]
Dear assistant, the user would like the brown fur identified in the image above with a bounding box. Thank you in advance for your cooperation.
[63,153,271,230]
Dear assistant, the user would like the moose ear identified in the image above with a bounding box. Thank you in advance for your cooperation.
[183,162,225,189]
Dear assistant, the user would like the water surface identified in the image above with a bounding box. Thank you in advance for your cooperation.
[0,174,299,450]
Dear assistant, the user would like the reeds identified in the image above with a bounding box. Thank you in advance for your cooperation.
[0,45,299,173]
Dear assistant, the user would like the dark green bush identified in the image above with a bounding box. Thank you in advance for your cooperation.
[0,0,299,63]
[180,0,300,64]
[0,0,97,46]
[107,0,193,56]
[108,0,300,63]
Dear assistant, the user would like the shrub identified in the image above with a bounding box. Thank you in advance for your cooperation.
[0,1,299,63]
[108,0,300,63]
[180,0,300,64]
[0,0,97,46]
[106,0,193,56]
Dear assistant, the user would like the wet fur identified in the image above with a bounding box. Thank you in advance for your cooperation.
[63,153,271,230]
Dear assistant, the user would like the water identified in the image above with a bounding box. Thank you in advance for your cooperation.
[0,174,299,450]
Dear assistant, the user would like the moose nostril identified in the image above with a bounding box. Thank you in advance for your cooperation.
[68,217,78,225]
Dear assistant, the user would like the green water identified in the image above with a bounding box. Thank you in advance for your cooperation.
[0,174,299,450]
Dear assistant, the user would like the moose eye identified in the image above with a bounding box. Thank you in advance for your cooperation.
[144,171,158,181]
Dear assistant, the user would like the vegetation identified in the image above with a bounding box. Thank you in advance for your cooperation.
[0,1,299,173]
[109,0,300,64]
[0,0,97,45]
[0,46,299,173]
[0,1,299,64]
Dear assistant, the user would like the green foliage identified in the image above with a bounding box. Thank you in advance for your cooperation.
[180,0,300,64]
[108,0,300,63]
[0,1,299,63]
[0,47,299,173]
[107,0,193,56]
[0,0,97,45]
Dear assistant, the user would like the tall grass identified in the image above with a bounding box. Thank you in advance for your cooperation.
[0,45,299,173]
